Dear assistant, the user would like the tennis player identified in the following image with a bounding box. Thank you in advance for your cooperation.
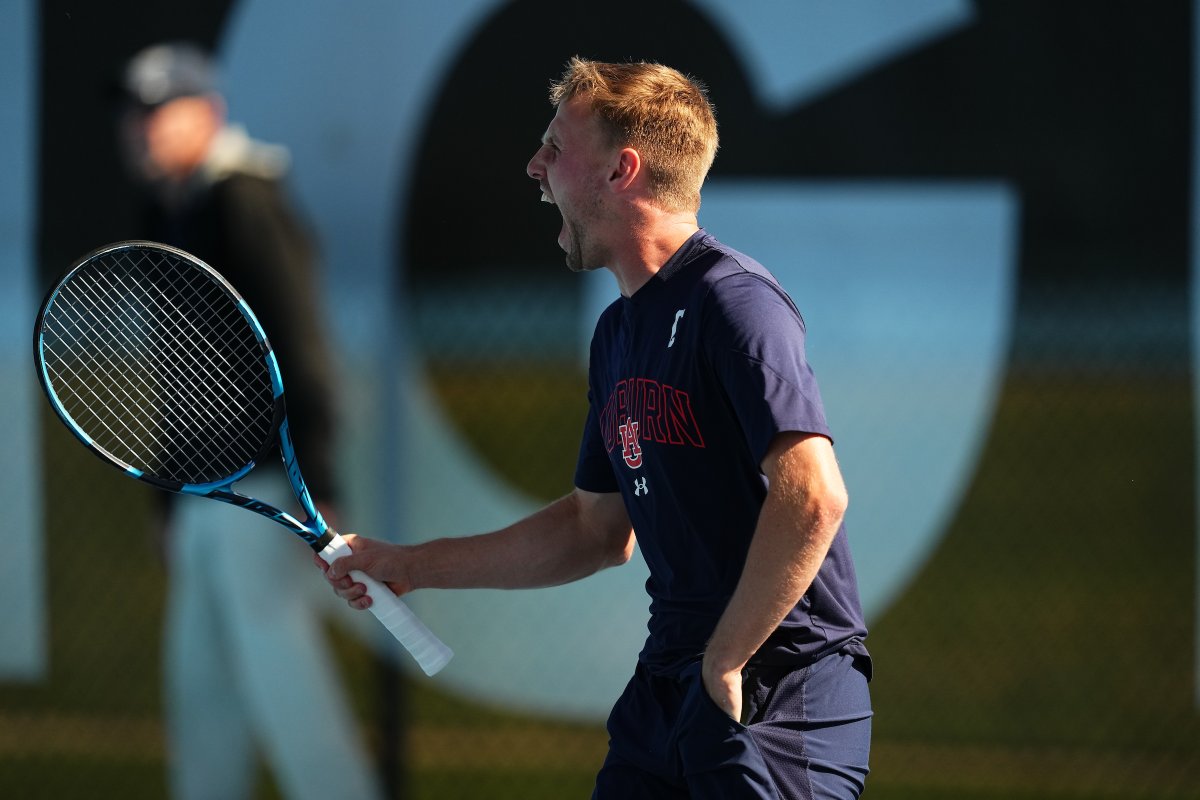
[323,57,872,799]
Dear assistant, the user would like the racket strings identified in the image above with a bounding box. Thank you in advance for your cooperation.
[69,259,261,445]
[40,248,276,484]
[47,258,231,474]
[87,250,272,471]
[53,280,250,476]
[47,252,271,480]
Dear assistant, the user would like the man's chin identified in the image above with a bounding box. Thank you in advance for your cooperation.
[563,239,584,272]
[561,224,603,272]
[564,248,603,274]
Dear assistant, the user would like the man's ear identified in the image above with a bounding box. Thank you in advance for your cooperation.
[608,147,641,192]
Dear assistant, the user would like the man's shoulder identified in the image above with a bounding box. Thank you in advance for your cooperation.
[690,233,779,289]
[209,172,299,228]
[687,235,802,331]
[211,171,284,201]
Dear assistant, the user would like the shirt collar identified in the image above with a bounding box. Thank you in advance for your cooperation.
[627,228,710,306]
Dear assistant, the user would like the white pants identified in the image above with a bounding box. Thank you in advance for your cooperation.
[164,472,384,800]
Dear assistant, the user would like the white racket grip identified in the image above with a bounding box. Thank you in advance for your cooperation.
[319,534,453,676]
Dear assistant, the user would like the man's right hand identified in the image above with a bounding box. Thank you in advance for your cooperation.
[312,533,412,609]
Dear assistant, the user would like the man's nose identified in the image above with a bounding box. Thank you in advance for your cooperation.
[526,147,545,181]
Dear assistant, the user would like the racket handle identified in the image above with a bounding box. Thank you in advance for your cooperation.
[319,534,453,676]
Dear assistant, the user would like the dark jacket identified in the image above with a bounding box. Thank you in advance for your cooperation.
[143,129,339,503]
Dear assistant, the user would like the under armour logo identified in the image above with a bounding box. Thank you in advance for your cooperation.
[634,477,649,496]
[618,419,643,469]
[667,309,686,348]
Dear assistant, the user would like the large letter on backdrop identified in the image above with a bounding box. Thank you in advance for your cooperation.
[221,0,1013,718]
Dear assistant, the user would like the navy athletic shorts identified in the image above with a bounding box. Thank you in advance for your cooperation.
[592,648,872,799]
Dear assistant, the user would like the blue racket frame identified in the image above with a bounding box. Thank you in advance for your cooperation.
[34,240,335,552]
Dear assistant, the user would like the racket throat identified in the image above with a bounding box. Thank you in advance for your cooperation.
[311,529,336,552]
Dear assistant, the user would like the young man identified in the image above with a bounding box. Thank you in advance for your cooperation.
[322,57,872,798]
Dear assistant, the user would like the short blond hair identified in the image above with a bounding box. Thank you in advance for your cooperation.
[549,57,718,214]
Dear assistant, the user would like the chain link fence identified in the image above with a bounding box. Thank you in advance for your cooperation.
[7,272,1198,799]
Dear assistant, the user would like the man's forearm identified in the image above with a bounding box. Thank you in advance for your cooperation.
[701,433,849,720]
[411,490,633,591]
[703,486,844,673]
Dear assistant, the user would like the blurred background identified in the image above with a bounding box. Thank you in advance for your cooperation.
[3,0,1199,797]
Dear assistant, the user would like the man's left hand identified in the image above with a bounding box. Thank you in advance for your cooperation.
[701,655,744,724]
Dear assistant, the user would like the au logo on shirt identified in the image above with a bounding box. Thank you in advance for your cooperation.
[618,419,644,469]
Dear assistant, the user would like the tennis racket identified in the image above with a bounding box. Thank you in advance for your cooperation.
[34,240,452,676]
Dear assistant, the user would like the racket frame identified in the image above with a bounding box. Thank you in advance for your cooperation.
[34,240,336,550]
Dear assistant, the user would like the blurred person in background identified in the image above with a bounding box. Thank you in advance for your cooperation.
[117,42,383,800]
[321,57,872,799]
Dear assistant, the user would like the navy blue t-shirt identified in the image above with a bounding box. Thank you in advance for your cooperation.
[575,230,869,676]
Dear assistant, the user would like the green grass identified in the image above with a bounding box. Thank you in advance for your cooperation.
[425,360,588,501]
[0,759,168,800]
[869,374,1199,751]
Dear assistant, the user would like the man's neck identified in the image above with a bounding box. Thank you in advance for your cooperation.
[606,216,700,297]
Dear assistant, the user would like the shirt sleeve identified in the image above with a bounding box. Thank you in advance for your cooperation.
[573,392,620,493]
[702,271,832,467]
